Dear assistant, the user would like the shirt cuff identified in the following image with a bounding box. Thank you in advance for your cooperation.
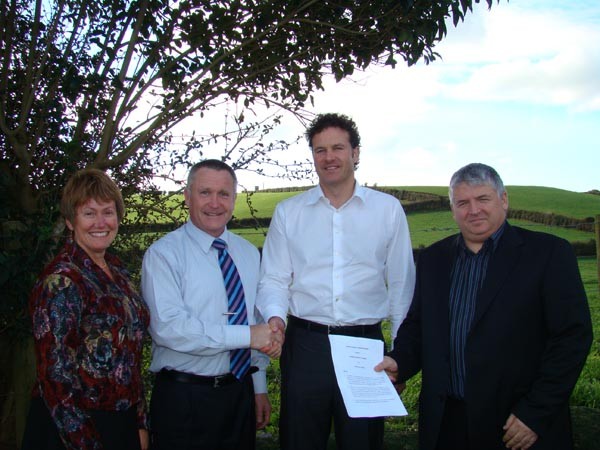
[225,324,251,350]
[252,369,268,394]
[261,306,288,326]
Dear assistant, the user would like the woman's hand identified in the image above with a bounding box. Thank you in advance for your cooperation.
[139,428,150,450]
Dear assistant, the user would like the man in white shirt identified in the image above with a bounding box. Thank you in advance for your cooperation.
[257,113,416,450]
[142,159,280,450]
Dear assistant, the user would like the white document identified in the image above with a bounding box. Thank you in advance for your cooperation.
[329,334,408,418]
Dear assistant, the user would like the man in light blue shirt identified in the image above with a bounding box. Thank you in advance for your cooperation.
[142,159,280,450]
[257,113,416,450]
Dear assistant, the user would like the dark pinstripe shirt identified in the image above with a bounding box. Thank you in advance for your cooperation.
[448,223,505,398]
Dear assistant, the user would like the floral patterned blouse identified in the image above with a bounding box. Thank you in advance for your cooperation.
[29,240,150,450]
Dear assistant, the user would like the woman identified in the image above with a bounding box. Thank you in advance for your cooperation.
[22,169,150,450]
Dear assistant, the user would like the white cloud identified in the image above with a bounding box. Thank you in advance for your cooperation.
[358,142,478,187]
[436,2,600,111]
[310,65,438,127]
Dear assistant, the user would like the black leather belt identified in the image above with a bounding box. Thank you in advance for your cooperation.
[158,366,258,388]
[288,315,381,337]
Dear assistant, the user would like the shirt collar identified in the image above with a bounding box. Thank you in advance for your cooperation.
[184,220,230,253]
[306,181,366,207]
[65,239,95,268]
[489,221,506,250]
[458,221,506,255]
[64,239,119,271]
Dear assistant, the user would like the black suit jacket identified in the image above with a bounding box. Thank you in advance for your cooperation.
[389,222,592,450]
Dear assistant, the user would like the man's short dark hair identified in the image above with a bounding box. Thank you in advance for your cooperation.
[305,113,361,150]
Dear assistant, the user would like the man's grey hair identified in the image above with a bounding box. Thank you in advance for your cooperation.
[449,163,506,205]
[186,159,238,192]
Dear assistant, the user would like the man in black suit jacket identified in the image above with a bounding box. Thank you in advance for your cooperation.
[376,163,592,450]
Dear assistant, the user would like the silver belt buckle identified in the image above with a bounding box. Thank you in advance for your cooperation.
[327,324,341,334]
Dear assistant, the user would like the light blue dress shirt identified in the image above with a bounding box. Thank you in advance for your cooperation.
[141,220,268,393]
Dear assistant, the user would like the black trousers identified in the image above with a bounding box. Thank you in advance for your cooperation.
[21,396,141,450]
[435,397,470,450]
[279,319,385,450]
[150,371,256,450]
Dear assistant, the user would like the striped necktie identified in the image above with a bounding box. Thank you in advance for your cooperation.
[212,238,251,379]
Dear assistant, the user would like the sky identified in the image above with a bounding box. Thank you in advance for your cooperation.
[171,0,600,193]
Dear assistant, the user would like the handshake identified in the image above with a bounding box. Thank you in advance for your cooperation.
[250,316,286,358]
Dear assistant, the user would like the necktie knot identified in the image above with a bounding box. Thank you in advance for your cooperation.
[212,238,227,251]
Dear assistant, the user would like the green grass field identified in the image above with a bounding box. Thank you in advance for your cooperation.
[233,186,600,220]
[393,186,600,219]
[230,186,599,249]
[574,257,600,408]
[233,213,595,250]
[134,186,599,223]
[134,187,600,238]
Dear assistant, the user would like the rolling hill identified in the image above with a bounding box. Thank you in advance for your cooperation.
[231,186,600,250]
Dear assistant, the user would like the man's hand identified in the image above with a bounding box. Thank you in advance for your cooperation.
[250,324,275,349]
[259,316,286,358]
[394,382,407,395]
[374,356,399,383]
[502,413,538,450]
[268,316,286,340]
[255,393,272,430]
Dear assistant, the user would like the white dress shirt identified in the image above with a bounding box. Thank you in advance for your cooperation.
[141,221,268,393]
[257,184,416,339]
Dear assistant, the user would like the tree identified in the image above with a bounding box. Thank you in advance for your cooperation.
[0,0,496,446]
